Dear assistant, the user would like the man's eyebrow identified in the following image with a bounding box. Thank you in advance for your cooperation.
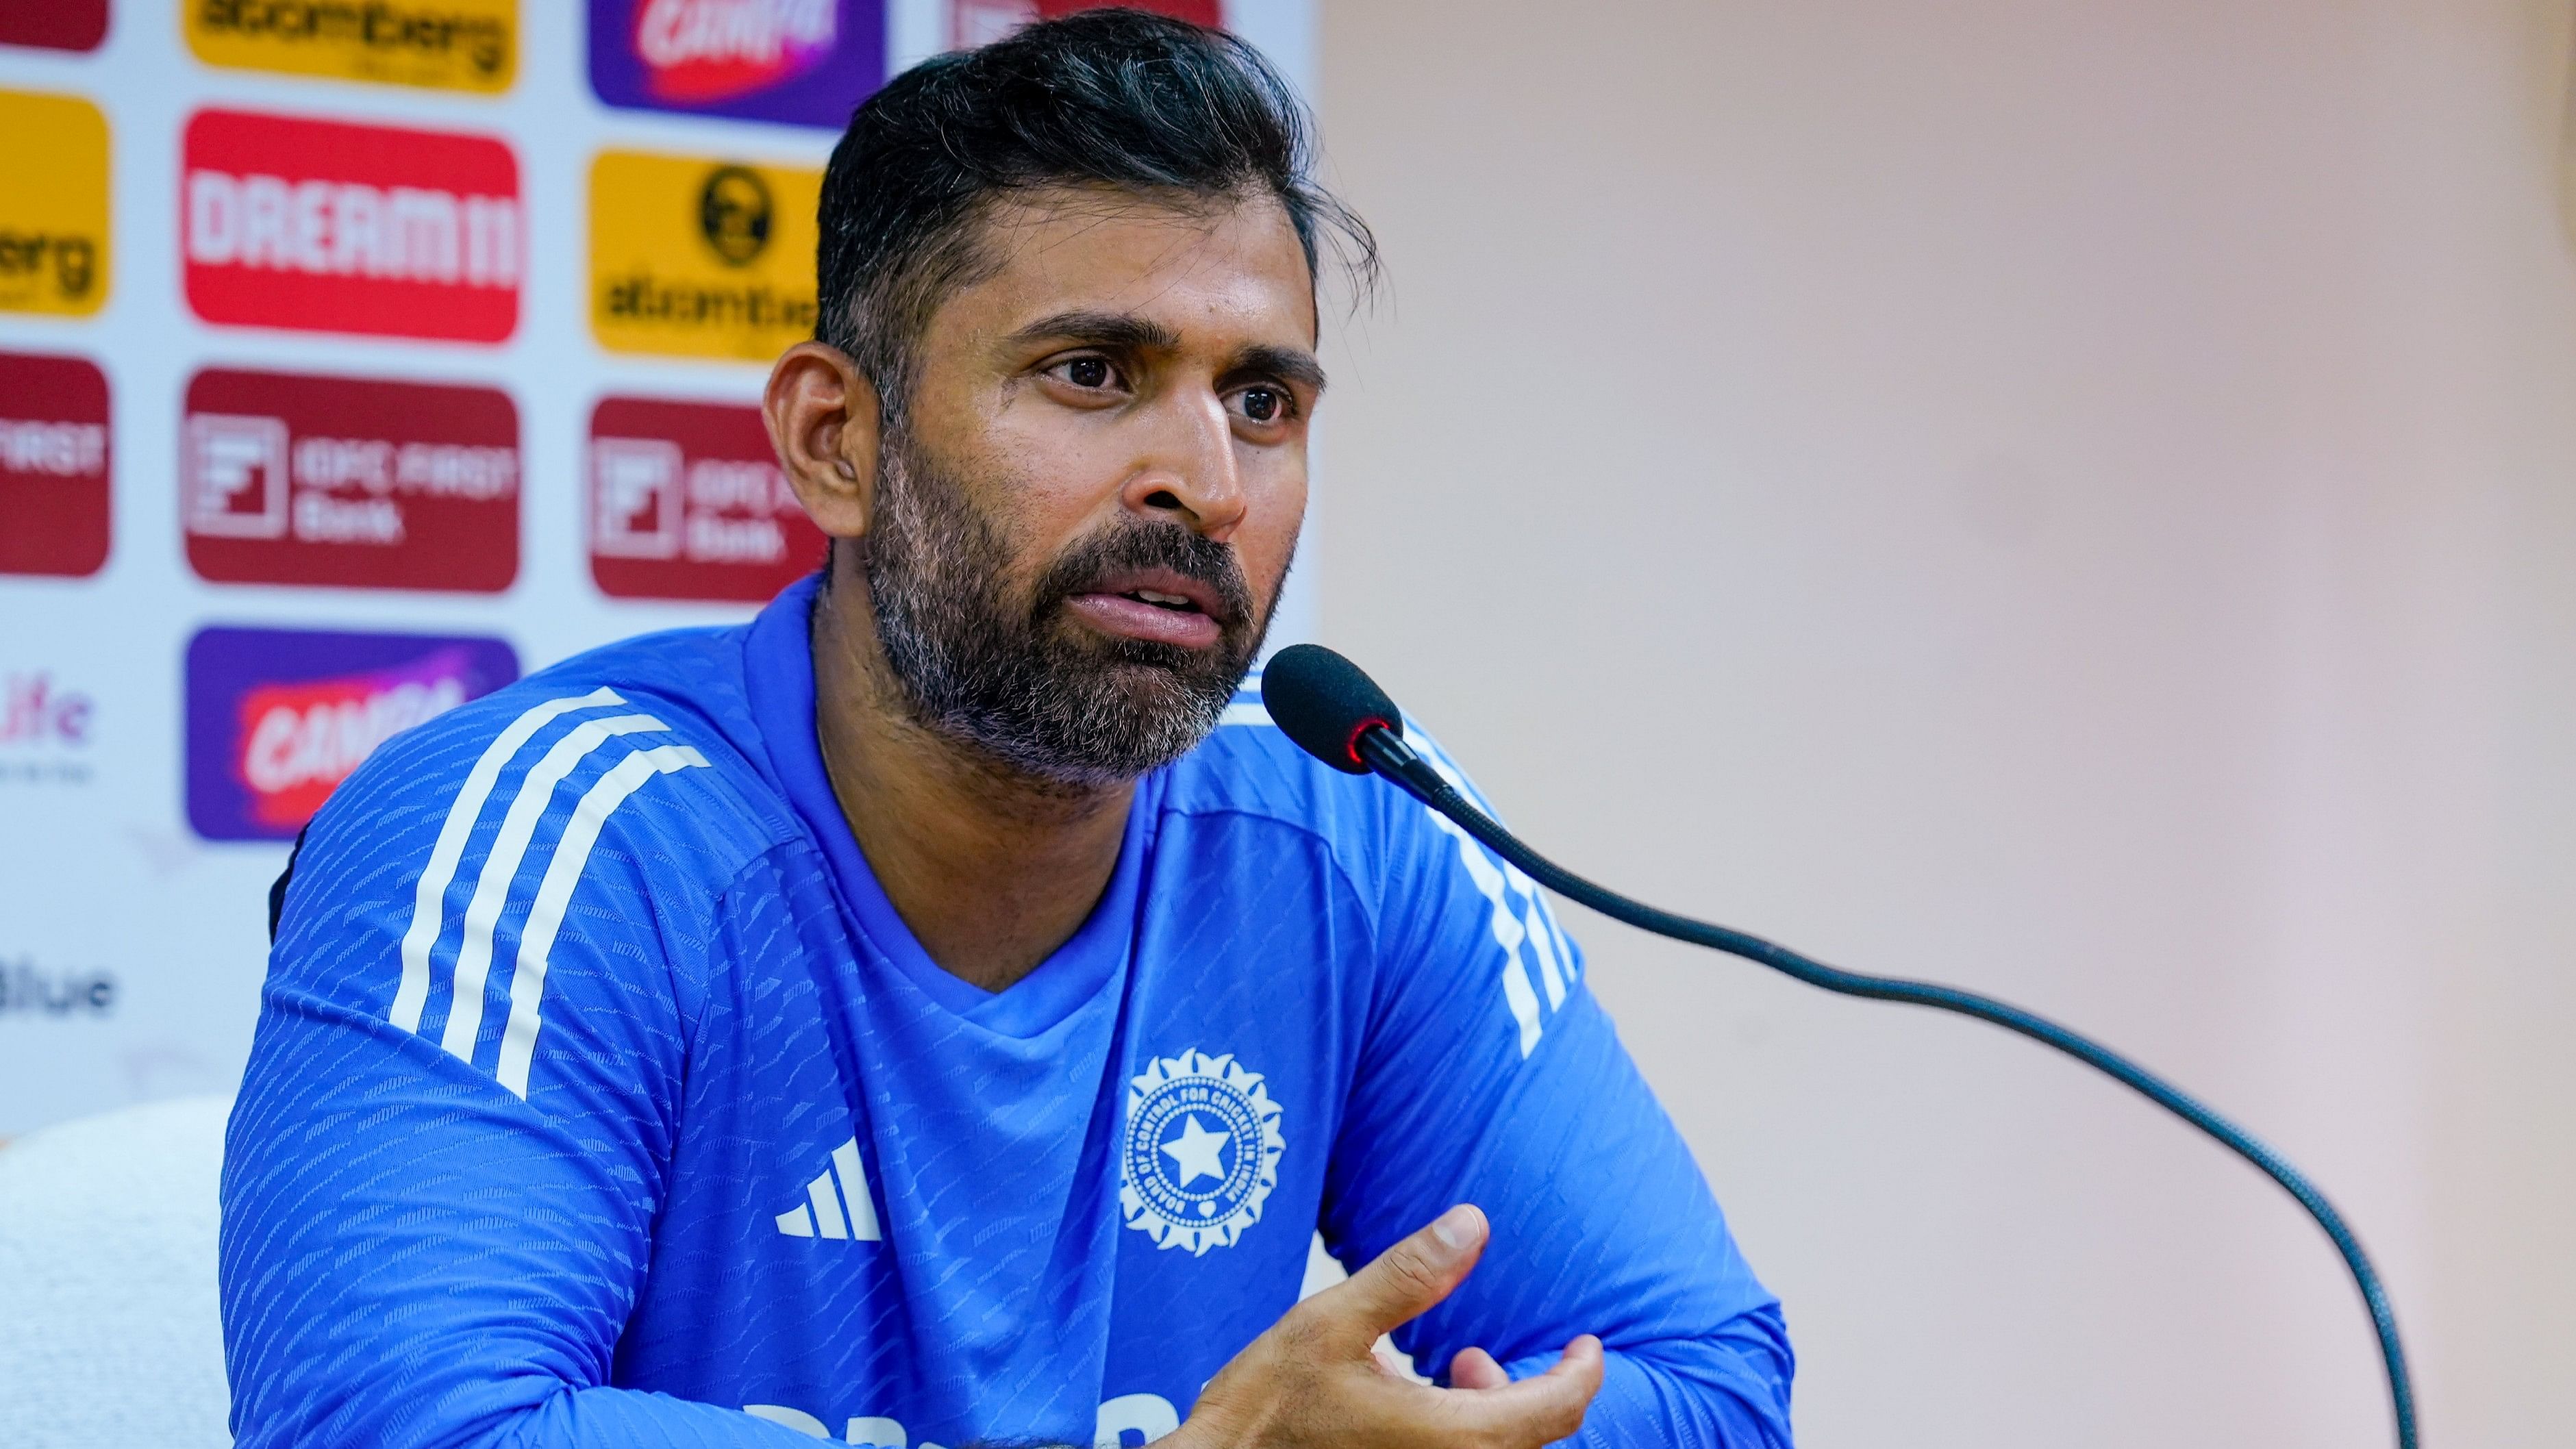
[1231,342,1328,394]
[1007,312,1326,392]
[1007,310,1181,351]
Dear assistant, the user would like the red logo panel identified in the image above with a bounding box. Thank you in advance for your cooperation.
[588,396,825,601]
[184,368,520,593]
[0,351,110,577]
[182,108,523,342]
[0,3,108,52]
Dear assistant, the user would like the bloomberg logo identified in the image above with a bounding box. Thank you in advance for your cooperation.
[182,108,523,343]
[186,625,517,841]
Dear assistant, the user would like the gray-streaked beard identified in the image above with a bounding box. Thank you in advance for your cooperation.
[863,434,1280,788]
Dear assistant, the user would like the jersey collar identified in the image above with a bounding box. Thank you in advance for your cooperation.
[740,573,1157,1037]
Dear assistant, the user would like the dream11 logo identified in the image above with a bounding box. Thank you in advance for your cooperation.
[185,627,517,841]
[182,108,523,343]
[590,0,886,127]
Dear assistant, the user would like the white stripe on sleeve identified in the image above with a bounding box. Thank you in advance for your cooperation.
[391,688,624,1033]
[491,744,708,1099]
[437,714,671,1063]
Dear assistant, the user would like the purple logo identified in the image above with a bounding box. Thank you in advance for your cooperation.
[588,0,888,128]
[186,626,518,842]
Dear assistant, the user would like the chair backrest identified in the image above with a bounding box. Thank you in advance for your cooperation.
[0,1094,236,1448]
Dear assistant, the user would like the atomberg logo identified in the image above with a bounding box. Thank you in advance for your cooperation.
[588,0,885,128]
[0,90,110,318]
[182,108,523,343]
[590,395,827,601]
[590,151,819,362]
[182,368,521,593]
[185,626,517,841]
[186,1,518,93]
[0,351,112,579]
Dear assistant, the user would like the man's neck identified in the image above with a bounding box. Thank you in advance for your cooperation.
[808,575,1133,994]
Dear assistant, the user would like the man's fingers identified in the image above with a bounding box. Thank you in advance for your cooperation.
[1425,1335,1606,1444]
[1311,1204,1488,1341]
[1447,1346,1508,1391]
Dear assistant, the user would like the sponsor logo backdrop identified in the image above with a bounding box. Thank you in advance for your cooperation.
[0,1,1318,1133]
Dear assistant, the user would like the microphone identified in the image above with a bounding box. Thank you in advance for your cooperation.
[1260,642,2418,1449]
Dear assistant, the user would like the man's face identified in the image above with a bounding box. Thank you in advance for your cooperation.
[862,188,1322,785]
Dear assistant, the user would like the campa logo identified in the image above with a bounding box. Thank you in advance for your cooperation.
[634,0,834,101]
[185,626,517,840]
[0,91,110,318]
[186,0,518,94]
[589,0,886,128]
[182,108,523,343]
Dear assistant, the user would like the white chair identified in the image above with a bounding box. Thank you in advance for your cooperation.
[0,1094,237,1448]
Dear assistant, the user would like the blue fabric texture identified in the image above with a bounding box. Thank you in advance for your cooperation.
[221,575,1795,1449]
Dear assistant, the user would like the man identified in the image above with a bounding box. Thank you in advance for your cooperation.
[222,13,1793,1448]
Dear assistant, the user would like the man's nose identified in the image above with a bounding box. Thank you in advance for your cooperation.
[1121,390,1247,541]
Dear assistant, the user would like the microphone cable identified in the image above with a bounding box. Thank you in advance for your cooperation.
[1260,642,2417,1449]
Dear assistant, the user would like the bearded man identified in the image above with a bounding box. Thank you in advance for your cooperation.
[222,12,1792,1448]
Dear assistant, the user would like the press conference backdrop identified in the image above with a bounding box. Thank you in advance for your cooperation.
[0,1,1321,1135]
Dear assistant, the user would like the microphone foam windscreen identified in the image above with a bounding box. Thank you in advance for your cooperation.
[1261,644,1403,774]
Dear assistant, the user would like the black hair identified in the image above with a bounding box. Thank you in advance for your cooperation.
[815,8,1374,413]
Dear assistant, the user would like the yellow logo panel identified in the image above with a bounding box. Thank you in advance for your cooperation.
[591,151,821,364]
[0,90,110,318]
[184,1,518,94]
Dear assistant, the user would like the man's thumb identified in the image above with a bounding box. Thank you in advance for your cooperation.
[1318,1204,1488,1339]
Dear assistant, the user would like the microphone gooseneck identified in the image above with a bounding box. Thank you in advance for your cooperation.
[1259,644,2418,1449]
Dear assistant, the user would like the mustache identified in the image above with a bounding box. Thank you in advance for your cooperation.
[1030,520,1255,631]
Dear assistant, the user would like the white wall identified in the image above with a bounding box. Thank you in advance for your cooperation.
[1314,3,2576,1445]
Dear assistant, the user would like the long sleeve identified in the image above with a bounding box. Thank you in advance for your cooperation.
[1321,735,1795,1447]
[218,693,804,1449]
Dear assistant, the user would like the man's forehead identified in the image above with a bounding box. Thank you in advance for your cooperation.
[961,186,1317,342]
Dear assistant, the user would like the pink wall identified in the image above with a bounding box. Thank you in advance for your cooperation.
[1318,2,2576,1444]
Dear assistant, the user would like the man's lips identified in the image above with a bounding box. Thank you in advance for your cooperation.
[1062,566,1231,650]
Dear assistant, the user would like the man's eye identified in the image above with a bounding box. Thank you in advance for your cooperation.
[1057,357,1114,390]
[1236,387,1284,424]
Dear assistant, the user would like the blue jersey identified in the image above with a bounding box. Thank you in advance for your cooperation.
[221,576,1792,1449]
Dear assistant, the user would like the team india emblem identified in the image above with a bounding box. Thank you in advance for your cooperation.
[1119,1048,1286,1255]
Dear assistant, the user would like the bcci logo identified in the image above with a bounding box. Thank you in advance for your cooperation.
[1120,1048,1286,1256]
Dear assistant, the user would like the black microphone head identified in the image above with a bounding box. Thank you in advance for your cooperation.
[1261,644,1403,774]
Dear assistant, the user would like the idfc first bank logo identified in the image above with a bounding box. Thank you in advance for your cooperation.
[183,108,523,343]
[588,0,886,128]
[186,626,517,841]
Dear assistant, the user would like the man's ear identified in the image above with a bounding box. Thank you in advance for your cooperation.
[765,341,882,542]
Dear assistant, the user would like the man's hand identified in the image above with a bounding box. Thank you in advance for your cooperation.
[1168,1205,1605,1448]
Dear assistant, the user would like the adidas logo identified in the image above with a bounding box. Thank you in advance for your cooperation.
[775,1136,881,1242]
